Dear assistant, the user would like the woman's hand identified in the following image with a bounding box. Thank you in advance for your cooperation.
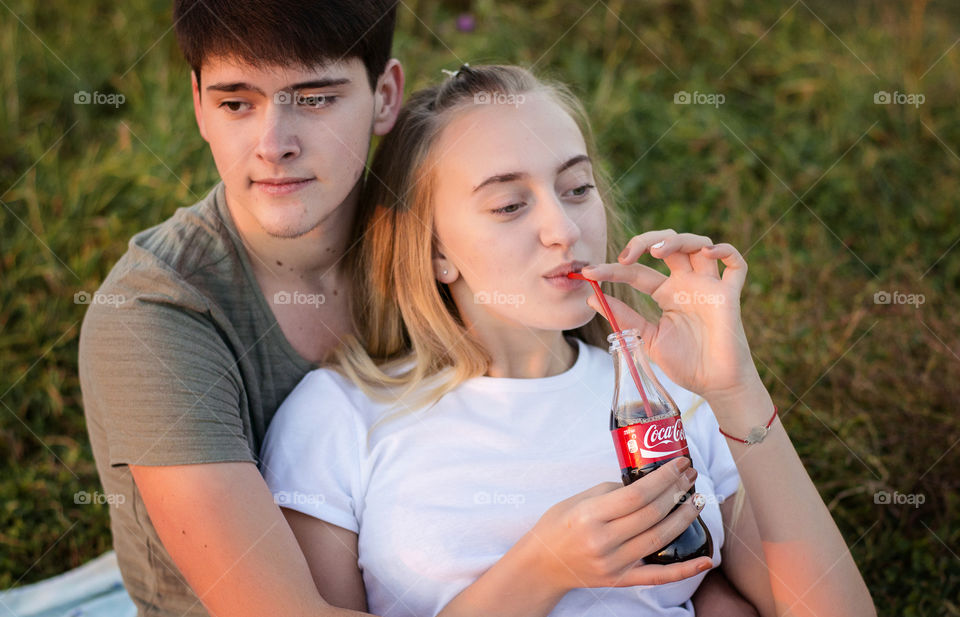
[581,229,763,407]
[519,456,712,592]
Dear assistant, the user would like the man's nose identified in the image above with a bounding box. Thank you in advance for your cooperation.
[255,103,301,163]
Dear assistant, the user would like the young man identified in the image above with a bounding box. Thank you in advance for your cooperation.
[79,2,403,616]
[79,2,756,616]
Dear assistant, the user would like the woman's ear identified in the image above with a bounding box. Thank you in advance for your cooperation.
[432,253,458,284]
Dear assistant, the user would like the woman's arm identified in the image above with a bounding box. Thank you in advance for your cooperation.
[579,229,876,617]
[281,508,368,612]
[436,459,712,617]
[717,488,776,617]
[707,385,877,617]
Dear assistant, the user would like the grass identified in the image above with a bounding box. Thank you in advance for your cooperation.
[1,0,959,614]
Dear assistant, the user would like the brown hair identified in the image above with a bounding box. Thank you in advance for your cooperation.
[337,65,650,410]
[173,0,397,90]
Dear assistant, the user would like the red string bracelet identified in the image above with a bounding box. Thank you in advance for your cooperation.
[718,405,779,445]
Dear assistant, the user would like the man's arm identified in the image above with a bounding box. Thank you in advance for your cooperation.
[130,461,374,617]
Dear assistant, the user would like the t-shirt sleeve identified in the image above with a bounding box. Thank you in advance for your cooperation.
[79,293,252,467]
[260,371,363,534]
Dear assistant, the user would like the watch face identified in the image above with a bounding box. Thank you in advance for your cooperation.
[746,426,768,444]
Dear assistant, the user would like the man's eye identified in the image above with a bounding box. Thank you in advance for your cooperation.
[297,94,336,108]
[219,101,249,112]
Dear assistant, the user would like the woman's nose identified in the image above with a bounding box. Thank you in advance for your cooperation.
[538,195,582,248]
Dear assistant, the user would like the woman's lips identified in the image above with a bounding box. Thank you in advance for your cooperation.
[543,274,587,291]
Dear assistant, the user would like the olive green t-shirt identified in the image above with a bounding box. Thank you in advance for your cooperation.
[78,182,316,616]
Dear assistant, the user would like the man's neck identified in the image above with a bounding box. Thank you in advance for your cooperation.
[224,186,357,289]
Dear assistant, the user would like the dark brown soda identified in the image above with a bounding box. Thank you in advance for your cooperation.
[611,413,713,565]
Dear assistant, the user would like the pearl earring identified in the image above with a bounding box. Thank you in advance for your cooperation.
[442,269,448,276]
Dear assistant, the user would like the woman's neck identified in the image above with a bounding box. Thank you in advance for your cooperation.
[479,328,578,379]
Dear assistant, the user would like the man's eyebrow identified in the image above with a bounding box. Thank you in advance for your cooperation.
[472,155,592,193]
[205,77,351,96]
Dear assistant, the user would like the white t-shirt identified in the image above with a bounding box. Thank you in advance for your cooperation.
[260,338,741,617]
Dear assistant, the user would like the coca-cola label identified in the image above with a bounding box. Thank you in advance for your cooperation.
[612,415,690,468]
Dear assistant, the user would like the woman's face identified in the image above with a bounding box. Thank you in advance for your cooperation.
[431,92,607,333]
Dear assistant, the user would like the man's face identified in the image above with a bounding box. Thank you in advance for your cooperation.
[193,56,381,239]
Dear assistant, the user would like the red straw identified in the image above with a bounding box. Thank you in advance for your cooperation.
[569,272,653,418]
[567,272,653,418]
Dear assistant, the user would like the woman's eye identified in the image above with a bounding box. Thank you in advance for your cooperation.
[568,183,596,198]
[492,202,524,215]
[219,101,249,113]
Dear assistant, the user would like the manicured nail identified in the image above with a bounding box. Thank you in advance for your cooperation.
[675,457,691,472]
[651,240,665,250]
[684,468,698,482]
[692,493,706,511]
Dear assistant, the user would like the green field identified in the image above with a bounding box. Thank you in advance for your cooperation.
[1,0,958,614]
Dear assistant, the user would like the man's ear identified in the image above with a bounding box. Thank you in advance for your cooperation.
[191,71,209,143]
[372,59,405,137]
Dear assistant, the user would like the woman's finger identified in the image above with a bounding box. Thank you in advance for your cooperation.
[651,233,713,275]
[607,469,699,540]
[612,493,707,567]
[615,557,713,588]
[704,243,748,290]
[592,457,692,521]
[617,230,679,264]
[690,246,721,279]
[581,262,667,296]
[586,293,658,341]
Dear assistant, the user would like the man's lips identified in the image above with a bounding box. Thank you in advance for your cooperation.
[251,177,315,195]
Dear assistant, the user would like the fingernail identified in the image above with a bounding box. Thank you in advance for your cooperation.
[651,240,665,250]
[684,468,698,482]
[692,493,706,511]
[697,561,712,573]
[704,244,716,250]
[675,457,691,473]
[618,247,629,261]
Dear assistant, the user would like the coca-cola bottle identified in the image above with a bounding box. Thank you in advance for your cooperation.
[608,329,713,565]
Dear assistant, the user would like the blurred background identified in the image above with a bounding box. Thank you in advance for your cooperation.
[1,0,958,614]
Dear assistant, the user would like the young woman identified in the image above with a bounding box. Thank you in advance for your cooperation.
[260,65,875,617]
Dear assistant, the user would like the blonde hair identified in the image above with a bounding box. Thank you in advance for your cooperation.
[337,64,650,411]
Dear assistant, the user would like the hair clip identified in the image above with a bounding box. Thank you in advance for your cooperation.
[441,63,471,79]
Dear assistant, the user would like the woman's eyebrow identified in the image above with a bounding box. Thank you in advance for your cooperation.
[472,154,591,193]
